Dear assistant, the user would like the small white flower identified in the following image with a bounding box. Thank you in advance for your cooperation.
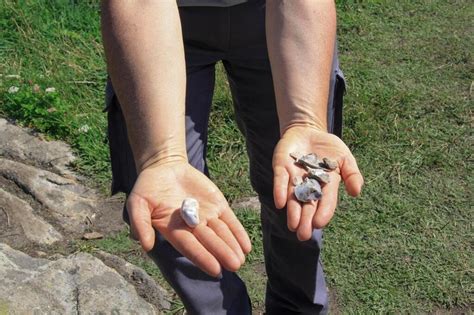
[45,87,56,93]
[8,86,19,93]
[78,124,90,133]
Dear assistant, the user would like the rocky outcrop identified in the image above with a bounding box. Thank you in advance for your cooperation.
[0,243,158,314]
[94,250,171,310]
[0,158,96,235]
[0,118,75,177]
[0,118,170,313]
[0,188,62,245]
[0,118,125,246]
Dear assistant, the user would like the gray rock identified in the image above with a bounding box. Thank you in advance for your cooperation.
[291,152,338,172]
[0,119,126,249]
[294,178,322,202]
[322,157,338,171]
[291,152,323,169]
[0,118,75,177]
[0,158,95,234]
[0,243,158,314]
[307,168,331,184]
[0,188,62,245]
[289,151,304,161]
[94,250,171,311]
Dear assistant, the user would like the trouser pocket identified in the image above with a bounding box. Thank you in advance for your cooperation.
[103,79,137,195]
[332,67,346,138]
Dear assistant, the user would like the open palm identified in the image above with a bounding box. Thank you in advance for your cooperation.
[126,161,251,277]
[272,126,364,241]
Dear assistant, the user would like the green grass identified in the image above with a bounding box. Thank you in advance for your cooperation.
[1,0,472,313]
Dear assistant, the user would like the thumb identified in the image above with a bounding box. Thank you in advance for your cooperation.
[126,193,155,251]
[340,154,364,197]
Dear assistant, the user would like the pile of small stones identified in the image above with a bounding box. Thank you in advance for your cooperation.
[290,152,338,203]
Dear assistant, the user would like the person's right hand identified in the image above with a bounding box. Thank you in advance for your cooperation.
[126,160,251,277]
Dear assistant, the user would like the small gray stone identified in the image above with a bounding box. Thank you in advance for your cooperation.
[292,152,324,169]
[180,198,199,228]
[291,152,338,172]
[289,151,304,161]
[322,157,338,171]
[294,178,322,202]
[307,168,331,184]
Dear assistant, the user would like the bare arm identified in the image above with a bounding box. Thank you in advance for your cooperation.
[100,1,250,276]
[266,1,363,241]
[266,0,336,133]
[101,0,187,171]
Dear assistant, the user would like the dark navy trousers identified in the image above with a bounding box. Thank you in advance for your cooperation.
[105,1,346,314]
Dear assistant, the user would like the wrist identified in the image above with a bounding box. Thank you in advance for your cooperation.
[280,120,327,136]
[136,147,188,173]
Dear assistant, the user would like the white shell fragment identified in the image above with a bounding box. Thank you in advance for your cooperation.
[180,198,200,228]
[307,168,331,184]
[294,178,322,202]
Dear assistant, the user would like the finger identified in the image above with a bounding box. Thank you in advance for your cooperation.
[193,225,242,272]
[127,194,155,252]
[297,202,317,241]
[167,228,222,277]
[341,154,364,196]
[220,210,252,254]
[286,185,302,232]
[313,175,341,229]
[208,218,245,264]
[273,166,289,209]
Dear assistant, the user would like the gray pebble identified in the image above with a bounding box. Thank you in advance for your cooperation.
[289,151,304,161]
[307,168,331,184]
[322,157,338,170]
[297,153,323,169]
[294,178,322,202]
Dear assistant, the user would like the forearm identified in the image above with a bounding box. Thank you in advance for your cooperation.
[101,0,186,171]
[266,0,336,133]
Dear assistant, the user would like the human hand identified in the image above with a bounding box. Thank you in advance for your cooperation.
[272,126,364,241]
[126,160,251,277]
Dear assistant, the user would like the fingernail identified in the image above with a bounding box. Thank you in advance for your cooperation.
[216,273,223,280]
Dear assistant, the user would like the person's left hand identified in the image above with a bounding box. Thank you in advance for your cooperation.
[272,125,364,241]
